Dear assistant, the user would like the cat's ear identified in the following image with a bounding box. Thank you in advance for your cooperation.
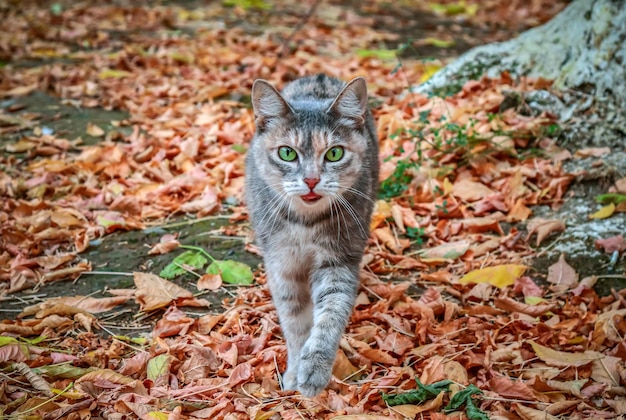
[327,77,368,126]
[252,79,293,129]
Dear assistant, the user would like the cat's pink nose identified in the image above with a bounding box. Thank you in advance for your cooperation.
[304,177,320,189]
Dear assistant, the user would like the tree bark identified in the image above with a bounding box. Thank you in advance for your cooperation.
[416,0,626,107]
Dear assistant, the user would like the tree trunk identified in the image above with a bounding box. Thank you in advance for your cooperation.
[416,0,626,108]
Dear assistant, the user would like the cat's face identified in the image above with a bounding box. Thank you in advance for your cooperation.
[250,78,370,216]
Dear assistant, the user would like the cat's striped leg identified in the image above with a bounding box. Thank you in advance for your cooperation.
[265,262,313,391]
[297,262,359,397]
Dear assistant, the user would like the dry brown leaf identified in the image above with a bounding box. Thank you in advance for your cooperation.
[451,179,495,202]
[390,391,445,417]
[546,254,578,291]
[86,122,105,137]
[495,296,555,316]
[530,341,601,367]
[514,404,559,420]
[134,272,193,312]
[595,235,626,253]
[526,218,565,246]
[197,273,222,291]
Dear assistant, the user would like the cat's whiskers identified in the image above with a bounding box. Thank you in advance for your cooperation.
[333,193,368,240]
[329,197,342,242]
[255,182,289,234]
[345,186,376,204]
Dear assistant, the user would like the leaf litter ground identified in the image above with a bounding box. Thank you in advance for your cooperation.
[1,0,625,419]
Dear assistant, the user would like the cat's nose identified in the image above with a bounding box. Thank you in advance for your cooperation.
[304,177,320,189]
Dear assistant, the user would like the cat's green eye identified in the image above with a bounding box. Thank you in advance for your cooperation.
[278,146,297,162]
[325,146,344,162]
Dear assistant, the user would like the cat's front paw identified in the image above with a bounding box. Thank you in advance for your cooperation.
[297,347,334,397]
[282,368,298,391]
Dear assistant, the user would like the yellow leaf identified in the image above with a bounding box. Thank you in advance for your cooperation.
[459,264,527,288]
[98,69,132,79]
[524,296,547,305]
[422,37,455,48]
[419,62,443,84]
[146,412,169,420]
[370,200,392,229]
[590,203,615,219]
[442,177,453,196]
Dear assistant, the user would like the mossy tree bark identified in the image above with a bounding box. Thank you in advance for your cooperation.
[417,0,626,107]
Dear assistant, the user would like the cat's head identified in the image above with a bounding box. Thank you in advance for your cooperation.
[250,77,371,216]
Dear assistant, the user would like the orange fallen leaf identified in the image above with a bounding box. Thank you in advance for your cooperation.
[451,178,495,202]
[197,273,222,291]
[495,296,555,316]
[529,341,601,367]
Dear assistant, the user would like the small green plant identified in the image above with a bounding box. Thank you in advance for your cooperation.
[379,159,419,199]
[406,226,426,245]
[383,378,488,420]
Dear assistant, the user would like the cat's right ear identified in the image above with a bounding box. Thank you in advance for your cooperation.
[251,80,293,130]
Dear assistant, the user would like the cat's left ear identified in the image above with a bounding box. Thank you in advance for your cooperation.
[327,77,368,126]
[252,79,293,130]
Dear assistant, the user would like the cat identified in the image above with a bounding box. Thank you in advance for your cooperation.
[244,74,379,397]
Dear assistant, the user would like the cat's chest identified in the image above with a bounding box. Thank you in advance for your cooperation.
[267,222,331,258]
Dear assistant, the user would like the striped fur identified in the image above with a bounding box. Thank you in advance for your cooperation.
[245,74,379,397]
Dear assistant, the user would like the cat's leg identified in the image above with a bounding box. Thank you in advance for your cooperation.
[265,258,313,391]
[297,262,359,397]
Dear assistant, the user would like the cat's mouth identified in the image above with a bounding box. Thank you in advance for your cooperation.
[300,192,322,203]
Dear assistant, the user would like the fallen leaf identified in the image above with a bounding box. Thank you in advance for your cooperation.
[526,218,565,246]
[86,123,105,137]
[546,254,578,291]
[529,341,601,367]
[595,235,626,253]
[451,179,495,202]
[197,273,222,290]
[459,264,528,288]
[590,203,615,219]
[134,272,193,312]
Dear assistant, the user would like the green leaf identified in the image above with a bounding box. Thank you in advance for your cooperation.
[464,395,490,420]
[356,49,397,60]
[445,384,483,411]
[207,260,253,285]
[232,144,247,153]
[147,354,171,381]
[596,193,626,204]
[382,378,452,406]
[0,336,19,346]
[160,250,208,279]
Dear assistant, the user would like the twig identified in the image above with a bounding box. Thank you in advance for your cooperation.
[279,0,322,58]
[79,271,134,276]
[144,215,230,230]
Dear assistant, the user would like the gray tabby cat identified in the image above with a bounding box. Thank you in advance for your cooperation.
[245,74,379,397]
